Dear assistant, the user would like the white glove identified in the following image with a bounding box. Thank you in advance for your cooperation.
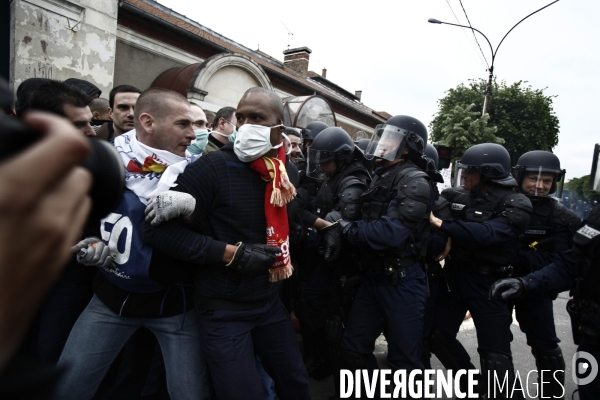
[71,237,115,268]
[145,191,196,226]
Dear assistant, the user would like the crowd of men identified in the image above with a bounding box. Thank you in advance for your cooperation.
[0,76,599,400]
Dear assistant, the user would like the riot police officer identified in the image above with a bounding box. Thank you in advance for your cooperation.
[429,143,533,398]
[511,150,580,397]
[301,121,328,152]
[330,115,435,390]
[295,127,370,382]
[490,151,600,400]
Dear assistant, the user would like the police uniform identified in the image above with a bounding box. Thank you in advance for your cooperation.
[340,159,434,375]
[432,180,532,397]
[296,158,370,378]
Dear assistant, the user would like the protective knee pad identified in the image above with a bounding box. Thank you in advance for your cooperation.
[478,350,518,399]
[532,346,565,399]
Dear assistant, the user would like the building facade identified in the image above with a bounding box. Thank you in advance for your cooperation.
[9,0,389,136]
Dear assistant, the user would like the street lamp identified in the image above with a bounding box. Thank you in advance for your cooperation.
[428,0,561,115]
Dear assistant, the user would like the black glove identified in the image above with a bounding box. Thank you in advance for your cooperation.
[320,222,342,262]
[226,243,281,276]
[324,211,350,228]
[488,277,527,300]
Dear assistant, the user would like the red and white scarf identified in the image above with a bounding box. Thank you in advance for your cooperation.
[114,130,191,204]
[249,146,296,282]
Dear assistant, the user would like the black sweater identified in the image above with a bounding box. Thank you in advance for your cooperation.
[143,143,282,311]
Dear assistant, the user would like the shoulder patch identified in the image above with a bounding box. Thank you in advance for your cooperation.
[577,224,600,240]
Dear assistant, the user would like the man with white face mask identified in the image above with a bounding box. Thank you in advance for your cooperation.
[143,87,310,400]
[203,106,237,154]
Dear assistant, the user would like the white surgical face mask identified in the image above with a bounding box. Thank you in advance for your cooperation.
[234,124,287,162]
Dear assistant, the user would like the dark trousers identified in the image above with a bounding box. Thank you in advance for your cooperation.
[36,266,95,363]
[514,294,560,351]
[434,268,513,356]
[341,263,426,372]
[422,277,440,368]
[197,295,310,400]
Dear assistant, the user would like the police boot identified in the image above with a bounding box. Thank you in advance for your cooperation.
[478,350,523,399]
[430,330,477,393]
[532,346,565,399]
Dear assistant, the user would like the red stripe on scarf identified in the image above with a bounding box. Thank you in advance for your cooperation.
[248,146,296,282]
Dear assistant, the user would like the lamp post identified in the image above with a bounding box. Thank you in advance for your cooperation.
[428,0,561,116]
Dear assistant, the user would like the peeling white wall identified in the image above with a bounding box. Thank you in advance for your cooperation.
[10,0,118,96]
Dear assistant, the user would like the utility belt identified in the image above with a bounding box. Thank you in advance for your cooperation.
[452,258,514,279]
[361,251,417,285]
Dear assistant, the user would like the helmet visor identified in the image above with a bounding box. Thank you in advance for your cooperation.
[307,148,336,180]
[364,124,408,161]
[519,166,563,197]
[590,144,600,192]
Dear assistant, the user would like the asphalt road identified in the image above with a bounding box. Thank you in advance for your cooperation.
[308,291,579,400]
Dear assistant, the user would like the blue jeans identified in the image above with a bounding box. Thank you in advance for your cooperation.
[54,295,211,400]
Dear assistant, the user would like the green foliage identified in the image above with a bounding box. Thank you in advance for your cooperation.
[429,79,560,165]
[430,103,503,163]
[565,175,600,201]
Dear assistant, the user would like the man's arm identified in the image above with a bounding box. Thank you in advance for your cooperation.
[343,198,414,251]
[142,157,230,265]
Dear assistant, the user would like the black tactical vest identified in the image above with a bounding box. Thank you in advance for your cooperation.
[360,162,429,223]
[444,184,520,269]
[312,161,370,218]
[359,162,433,270]
[573,205,600,310]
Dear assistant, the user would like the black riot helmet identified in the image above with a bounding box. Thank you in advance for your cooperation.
[302,121,329,144]
[513,150,565,196]
[423,144,444,183]
[456,143,516,188]
[307,127,355,180]
[364,115,427,161]
[424,143,439,170]
[356,138,370,154]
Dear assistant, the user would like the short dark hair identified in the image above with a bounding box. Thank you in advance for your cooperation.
[285,127,302,139]
[28,80,91,117]
[109,85,141,108]
[134,88,189,126]
[89,98,110,114]
[212,106,236,127]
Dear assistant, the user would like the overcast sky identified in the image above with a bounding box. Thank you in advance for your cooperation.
[158,0,599,180]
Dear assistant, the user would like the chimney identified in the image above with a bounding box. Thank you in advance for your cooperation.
[283,46,312,79]
[355,90,362,101]
[322,68,327,78]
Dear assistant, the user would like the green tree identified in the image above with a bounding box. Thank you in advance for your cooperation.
[565,175,600,202]
[432,103,503,163]
[429,79,560,165]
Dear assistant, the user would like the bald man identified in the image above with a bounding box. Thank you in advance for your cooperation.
[55,88,210,400]
[144,87,310,400]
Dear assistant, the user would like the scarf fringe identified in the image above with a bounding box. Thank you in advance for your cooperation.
[269,262,294,282]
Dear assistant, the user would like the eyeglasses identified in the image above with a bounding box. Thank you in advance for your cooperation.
[223,119,236,127]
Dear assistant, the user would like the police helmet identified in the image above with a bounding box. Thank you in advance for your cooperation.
[302,121,328,143]
[307,127,354,179]
[356,138,370,154]
[513,150,565,195]
[457,143,516,186]
[364,115,427,161]
[424,144,439,170]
